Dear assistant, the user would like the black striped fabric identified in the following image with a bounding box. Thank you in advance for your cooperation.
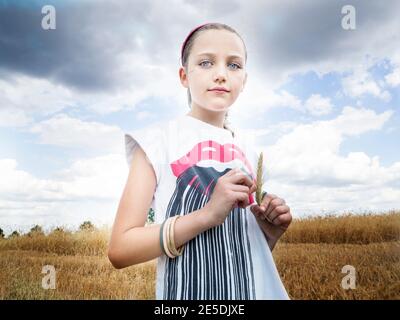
[162,166,256,300]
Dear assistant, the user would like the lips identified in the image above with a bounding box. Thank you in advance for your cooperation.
[170,140,256,204]
[209,87,230,92]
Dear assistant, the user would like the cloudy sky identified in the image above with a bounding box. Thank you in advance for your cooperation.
[1,0,399,235]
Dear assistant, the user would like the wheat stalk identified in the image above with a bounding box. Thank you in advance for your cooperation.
[256,151,263,206]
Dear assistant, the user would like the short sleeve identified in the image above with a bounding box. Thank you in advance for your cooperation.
[124,126,166,186]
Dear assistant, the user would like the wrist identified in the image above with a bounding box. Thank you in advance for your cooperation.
[196,205,216,231]
[262,231,278,251]
[267,237,278,251]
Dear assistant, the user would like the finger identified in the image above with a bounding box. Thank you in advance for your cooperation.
[250,205,261,218]
[233,191,250,208]
[225,167,239,177]
[249,183,257,194]
[230,183,250,194]
[250,204,263,215]
[229,170,254,189]
[265,198,285,217]
[270,212,292,230]
[264,205,290,224]
[259,194,276,212]
[232,182,257,195]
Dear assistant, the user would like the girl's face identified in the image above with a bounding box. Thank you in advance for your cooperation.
[180,29,247,114]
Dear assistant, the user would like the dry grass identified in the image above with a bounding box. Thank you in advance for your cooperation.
[280,211,400,244]
[274,241,399,299]
[0,229,110,256]
[0,212,399,299]
[0,250,156,299]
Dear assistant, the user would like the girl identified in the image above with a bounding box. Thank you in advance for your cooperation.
[108,22,292,300]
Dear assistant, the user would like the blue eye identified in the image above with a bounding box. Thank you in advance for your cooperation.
[229,63,241,70]
[199,60,212,67]
[198,60,242,70]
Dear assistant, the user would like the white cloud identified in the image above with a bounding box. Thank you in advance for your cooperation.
[28,114,125,153]
[0,155,127,201]
[0,158,69,203]
[0,63,187,125]
[238,76,301,113]
[304,94,333,116]
[341,66,391,102]
[264,106,394,183]
[0,199,119,236]
[55,154,128,199]
[234,0,400,94]
[0,155,128,234]
[331,106,393,136]
[136,110,154,121]
[240,121,299,139]
[0,108,32,127]
[0,75,75,121]
[231,78,302,123]
[77,54,186,115]
[232,77,334,123]
[265,181,400,218]
[385,66,400,87]
[254,106,399,215]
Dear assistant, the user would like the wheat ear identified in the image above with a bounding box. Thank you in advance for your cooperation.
[256,152,263,206]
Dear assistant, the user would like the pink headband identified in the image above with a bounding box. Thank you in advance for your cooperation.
[180,23,211,66]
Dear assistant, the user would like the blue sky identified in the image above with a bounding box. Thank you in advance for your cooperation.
[0,0,399,235]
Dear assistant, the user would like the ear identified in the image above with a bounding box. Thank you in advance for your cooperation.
[241,72,247,92]
[179,67,189,89]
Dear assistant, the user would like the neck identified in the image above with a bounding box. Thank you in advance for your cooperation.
[186,106,226,129]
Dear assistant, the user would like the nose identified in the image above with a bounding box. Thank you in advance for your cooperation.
[213,62,227,83]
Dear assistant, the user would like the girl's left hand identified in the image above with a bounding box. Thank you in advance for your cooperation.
[250,194,292,243]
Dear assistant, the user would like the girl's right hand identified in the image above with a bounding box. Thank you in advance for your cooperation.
[203,168,257,228]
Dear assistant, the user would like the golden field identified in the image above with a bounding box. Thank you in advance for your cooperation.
[0,212,399,300]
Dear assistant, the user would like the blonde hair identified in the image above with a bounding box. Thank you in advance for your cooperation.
[181,23,248,138]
